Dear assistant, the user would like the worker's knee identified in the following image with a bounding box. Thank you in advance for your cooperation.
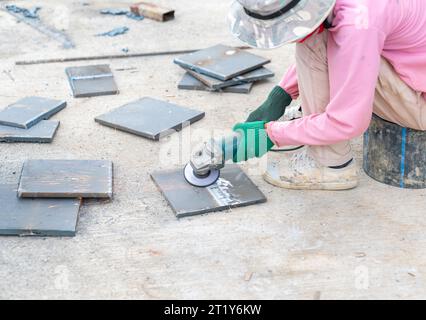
[295,31,328,67]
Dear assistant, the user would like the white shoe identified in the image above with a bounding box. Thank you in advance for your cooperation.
[263,148,359,190]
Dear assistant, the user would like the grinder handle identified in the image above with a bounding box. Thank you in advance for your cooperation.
[219,132,242,163]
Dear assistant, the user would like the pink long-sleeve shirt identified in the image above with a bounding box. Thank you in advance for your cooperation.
[267,0,426,147]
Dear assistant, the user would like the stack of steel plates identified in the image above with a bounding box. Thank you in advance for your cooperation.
[174,44,275,94]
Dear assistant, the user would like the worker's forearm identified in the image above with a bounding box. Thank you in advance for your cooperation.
[279,64,299,100]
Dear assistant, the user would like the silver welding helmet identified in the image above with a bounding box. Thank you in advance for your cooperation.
[228,0,336,49]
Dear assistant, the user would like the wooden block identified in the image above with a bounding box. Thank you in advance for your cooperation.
[151,165,267,218]
[95,97,205,140]
[0,184,80,237]
[130,2,175,22]
[0,97,66,129]
[18,160,113,199]
[66,64,118,98]
[0,120,59,143]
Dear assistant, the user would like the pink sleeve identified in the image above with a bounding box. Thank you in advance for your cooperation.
[279,64,299,99]
[268,26,386,147]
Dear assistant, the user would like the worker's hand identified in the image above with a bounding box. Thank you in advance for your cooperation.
[246,86,292,122]
[232,121,274,162]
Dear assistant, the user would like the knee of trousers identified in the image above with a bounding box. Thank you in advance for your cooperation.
[295,31,328,66]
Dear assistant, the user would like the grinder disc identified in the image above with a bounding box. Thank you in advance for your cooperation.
[183,163,220,187]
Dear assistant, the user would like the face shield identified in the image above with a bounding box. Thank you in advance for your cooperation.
[228,0,336,49]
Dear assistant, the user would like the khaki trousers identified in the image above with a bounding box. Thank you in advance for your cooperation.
[296,31,426,167]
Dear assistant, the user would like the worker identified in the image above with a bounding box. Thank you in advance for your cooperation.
[229,0,426,190]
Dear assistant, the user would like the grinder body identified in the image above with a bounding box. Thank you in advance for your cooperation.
[184,132,242,187]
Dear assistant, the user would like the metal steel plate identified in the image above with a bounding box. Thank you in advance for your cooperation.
[66,64,119,98]
[151,165,267,218]
[174,44,270,81]
[0,97,66,129]
[187,67,274,90]
[0,184,80,237]
[0,120,59,143]
[18,160,113,199]
[95,97,205,140]
[178,73,253,94]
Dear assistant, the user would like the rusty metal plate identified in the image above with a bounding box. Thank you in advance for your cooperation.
[151,165,267,218]
[187,67,274,90]
[178,73,253,94]
[0,184,80,237]
[174,44,270,81]
[0,97,66,129]
[0,120,59,143]
[66,64,119,98]
[95,97,205,140]
[18,160,113,199]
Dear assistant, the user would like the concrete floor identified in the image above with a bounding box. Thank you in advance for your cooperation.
[0,0,425,300]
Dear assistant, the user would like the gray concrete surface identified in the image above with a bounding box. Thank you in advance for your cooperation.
[0,0,425,300]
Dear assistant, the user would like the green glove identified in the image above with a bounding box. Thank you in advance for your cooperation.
[246,86,292,123]
[232,121,275,163]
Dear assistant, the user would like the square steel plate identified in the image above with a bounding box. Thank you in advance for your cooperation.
[178,73,253,94]
[151,165,267,218]
[0,97,66,129]
[174,44,270,81]
[95,97,205,140]
[0,184,81,237]
[0,120,59,143]
[66,64,119,98]
[187,67,274,90]
[18,160,113,199]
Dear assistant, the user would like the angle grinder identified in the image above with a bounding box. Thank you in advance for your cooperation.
[184,132,242,187]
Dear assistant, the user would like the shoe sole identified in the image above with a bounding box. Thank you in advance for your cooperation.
[263,172,359,191]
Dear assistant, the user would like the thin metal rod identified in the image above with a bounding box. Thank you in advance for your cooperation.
[15,46,252,66]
